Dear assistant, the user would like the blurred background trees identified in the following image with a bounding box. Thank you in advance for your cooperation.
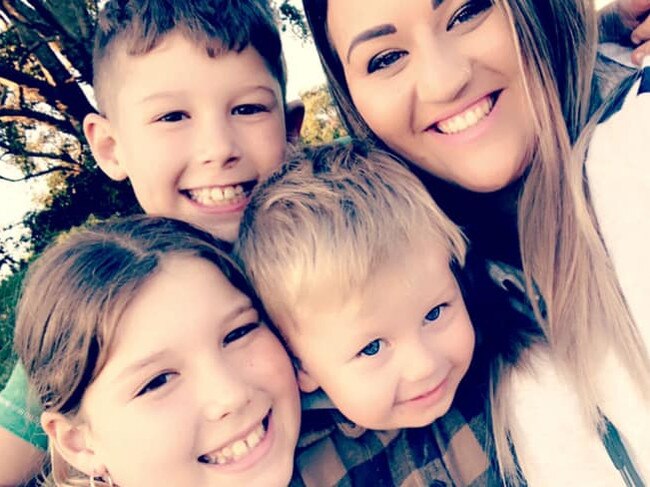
[0,0,344,385]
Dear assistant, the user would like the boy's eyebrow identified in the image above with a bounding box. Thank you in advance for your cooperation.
[137,85,280,105]
[346,24,397,63]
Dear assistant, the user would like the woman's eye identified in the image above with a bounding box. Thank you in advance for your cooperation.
[157,111,189,123]
[448,0,493,30]
[358,339,383,357]
[232,104,268,116]
[424,304,446,324]
[224,322,260,345]
[367,50,407,74]
[136,372,176,396]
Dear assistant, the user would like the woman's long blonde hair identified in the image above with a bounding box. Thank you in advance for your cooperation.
[302,0,650,481]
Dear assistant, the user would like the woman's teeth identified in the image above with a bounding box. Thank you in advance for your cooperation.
[435,96,494,134]
[199,423,266,466]
[188,184,245,206]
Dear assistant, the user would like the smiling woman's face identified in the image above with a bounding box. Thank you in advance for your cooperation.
[326,0,537,192]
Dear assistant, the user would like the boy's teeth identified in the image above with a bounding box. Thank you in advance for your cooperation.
[436,97,494,134]
[189,184,245,206]
[199,423,266,465]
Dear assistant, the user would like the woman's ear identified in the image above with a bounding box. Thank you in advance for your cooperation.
[83,112,128,181]
[41,411,103,478]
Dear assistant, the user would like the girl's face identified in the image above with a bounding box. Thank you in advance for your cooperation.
[78,255,300,487]
[327,0,537,192]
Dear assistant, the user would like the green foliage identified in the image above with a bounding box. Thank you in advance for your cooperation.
[300,84,347,145]
[0,267,26,388]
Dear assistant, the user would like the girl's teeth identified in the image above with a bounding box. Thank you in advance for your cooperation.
[200,423,266,465]
[436,97,494,134]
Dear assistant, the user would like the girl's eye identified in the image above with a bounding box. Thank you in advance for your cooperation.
[424,304,446,324]
[448,0,493,30]
[232,104,268,116]
[368,50,407,74]
[136,372,176,396]
[157,111,189,123]
[358,339,383,357]
[224,322,260,345]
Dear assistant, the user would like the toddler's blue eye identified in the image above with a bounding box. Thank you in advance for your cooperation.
[359,339,382,357]
[424,305,444,323]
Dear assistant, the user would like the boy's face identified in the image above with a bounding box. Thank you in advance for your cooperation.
[85,32,294,242]
[76,255,301,486]
[287,240,475,430]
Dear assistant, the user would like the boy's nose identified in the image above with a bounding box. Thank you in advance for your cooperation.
[401,339,440,384]
[196,120,242,169]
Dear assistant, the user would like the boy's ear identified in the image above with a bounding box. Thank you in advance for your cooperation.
[296,367,319,393]
[285,99,305,143]
[41,412,104,478]
[83,112,128,181]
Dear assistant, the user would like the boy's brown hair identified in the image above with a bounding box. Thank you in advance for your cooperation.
[92,0,286,112]
[236,140,466,328]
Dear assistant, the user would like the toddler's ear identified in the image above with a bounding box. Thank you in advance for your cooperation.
[285,99,305,143]
[83,112,128,181]
[296,368,319,393]
[41,412,103,478]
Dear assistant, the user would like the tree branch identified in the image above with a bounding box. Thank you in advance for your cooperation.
[0,164,78,182]
[0,141,83,168]
[0,108,78,137]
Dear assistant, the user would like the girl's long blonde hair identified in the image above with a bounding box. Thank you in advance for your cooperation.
[302,0,650,482]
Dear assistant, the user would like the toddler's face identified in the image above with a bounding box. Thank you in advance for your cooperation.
[287,240,475,430]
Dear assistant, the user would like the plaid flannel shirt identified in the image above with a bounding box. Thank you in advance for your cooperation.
[290,371,500,487]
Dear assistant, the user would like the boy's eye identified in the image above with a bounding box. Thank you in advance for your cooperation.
[424,304,446,324]
[232,104,268,116]
[358,339,383,357]
[157,111,189,123]
[368,50,407,74]
[136,372,176,397]
[224,322,260,345]
[448,0,493,30]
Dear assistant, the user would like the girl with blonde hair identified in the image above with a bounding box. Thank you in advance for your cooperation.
[302,0,650,484]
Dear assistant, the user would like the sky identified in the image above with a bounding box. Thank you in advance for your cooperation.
[0,0,620,232]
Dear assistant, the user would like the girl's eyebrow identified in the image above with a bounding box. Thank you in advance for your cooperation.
[346,24,396,63]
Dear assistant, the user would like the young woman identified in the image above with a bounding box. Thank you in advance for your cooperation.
[302,0,650,484]
[13,216,301,486]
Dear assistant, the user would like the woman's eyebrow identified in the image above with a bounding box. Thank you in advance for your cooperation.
[345,0,448,63]
[346,24,396,63]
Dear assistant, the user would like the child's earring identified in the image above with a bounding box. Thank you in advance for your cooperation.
[89,469,114,487]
